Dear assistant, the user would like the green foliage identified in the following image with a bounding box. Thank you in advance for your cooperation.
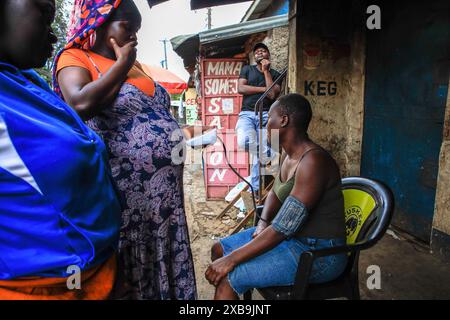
[35,0,70,85]
[170,93,183,101]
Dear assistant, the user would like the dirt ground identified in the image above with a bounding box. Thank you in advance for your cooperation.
[183,161,235,300]
[183,154,450,300]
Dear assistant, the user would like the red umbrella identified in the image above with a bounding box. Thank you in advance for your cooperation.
[141,64,188,94]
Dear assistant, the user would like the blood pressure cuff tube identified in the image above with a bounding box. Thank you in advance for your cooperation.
[271,195,309,238]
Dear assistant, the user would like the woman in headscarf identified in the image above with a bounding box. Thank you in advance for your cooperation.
[0,0,121,299]
[54,0,198,300]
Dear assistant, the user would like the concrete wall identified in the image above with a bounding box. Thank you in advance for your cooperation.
[244,26,289,73]
[291,0,366,176]
[285,0,450,258]
[288,0,450,255]
[287,0,299,94]
[432,79,450,259]
[433,143,450,225]
[260,26,289,72]
[344,26,366,177]
[433,79,450,235]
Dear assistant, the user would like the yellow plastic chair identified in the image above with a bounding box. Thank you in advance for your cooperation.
[245,176,395,300]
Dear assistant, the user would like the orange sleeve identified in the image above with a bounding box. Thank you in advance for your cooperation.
[56,48,92,76]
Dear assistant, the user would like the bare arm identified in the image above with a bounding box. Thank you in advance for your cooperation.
[57,39,137,121]
[263,72,281,100]
[205,150,330,286]
[237,78,266,95]
[237,63,281,100]
[251,190,282,238]
[205,226,285,286]
[261,59,281,100]
[226,153,329,266]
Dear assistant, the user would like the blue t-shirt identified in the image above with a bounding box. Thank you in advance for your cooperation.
[0,62,121,280]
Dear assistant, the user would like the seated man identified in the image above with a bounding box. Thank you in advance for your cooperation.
[236,43,281,194]
[0,0,121,299]
[206,94,348,299]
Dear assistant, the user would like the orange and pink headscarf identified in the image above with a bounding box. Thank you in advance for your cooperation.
[52,0,122,97]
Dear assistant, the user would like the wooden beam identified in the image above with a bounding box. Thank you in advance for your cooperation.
[230,181,273,235]
[241,190,256,213]
[230,208,255,235]
[216,184,249,220]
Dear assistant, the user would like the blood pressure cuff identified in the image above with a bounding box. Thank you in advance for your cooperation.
[271,195,309,238]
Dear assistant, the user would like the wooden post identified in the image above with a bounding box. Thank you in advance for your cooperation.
[216,184,249,220]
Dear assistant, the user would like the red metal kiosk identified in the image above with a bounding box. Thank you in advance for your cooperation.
[200,58,249,199]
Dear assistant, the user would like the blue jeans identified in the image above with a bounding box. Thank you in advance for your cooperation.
[219,227,348,295]
[236,111,273,190]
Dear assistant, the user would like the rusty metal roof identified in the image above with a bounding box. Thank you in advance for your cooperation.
[171,14,287,67]
[200,13,287,43]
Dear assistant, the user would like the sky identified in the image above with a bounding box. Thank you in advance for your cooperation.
[134,0,253,81]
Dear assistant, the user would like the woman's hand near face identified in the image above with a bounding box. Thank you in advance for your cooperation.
[110,38,137,70]
[205,255,237,286]
[58,40,137,121]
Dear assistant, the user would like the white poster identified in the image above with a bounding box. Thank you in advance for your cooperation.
[222,98,234,114]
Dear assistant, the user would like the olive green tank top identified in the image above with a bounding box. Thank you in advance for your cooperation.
[273,148,346,239]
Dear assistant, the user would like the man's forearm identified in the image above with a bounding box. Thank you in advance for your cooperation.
[238,84,266,95]
[263,71,278,100]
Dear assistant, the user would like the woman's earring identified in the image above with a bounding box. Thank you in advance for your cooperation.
[88,31,97,49]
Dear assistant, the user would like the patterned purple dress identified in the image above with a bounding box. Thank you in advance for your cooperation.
[87,82,197,300]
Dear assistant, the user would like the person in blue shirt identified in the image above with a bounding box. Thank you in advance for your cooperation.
[0,0,121,300]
